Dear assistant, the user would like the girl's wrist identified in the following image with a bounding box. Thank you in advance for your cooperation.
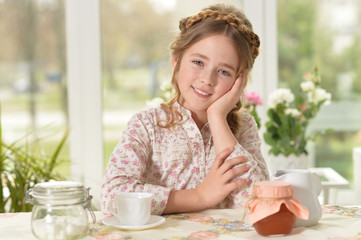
[207,112,227,124]
[163,188,209,214]
[194,187,215,209]
[207,115,228,133]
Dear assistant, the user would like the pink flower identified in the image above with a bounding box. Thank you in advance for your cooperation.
[189,231,219,240]
[186,216,213,222]
[302,71,312,81]
[92,232,124,240]
[299,103,308,112]
[327,238,360,240]
[245,91,263,106]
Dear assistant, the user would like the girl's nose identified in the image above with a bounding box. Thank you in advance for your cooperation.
[200,70,216,86]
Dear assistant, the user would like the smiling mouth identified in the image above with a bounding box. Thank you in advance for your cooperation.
[192,86,211,96]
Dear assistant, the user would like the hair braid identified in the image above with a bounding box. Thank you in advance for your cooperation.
[181,10,260,59]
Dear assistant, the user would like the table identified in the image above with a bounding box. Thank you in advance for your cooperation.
[1,206,361,240]
[309,167,350,204]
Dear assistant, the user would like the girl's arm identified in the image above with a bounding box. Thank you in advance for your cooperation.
[207,75,245,154]
[226,114,269,207]
[206,73,269,208]
[207,113,269,209]
[163,147,250,214]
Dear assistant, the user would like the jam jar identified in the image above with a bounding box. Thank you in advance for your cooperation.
[247,180,309,236]
[25,181,96,240]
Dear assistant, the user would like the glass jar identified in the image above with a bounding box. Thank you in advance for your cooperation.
[247,180,309,236]
[25,181,96,240]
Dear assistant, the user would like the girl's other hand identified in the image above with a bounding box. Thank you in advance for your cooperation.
[207,71,247,118]
[195,147,250,208]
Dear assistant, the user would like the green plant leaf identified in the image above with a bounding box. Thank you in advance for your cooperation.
[0,109,69,213]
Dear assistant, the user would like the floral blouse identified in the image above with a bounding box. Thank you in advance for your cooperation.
[101,102,269,215]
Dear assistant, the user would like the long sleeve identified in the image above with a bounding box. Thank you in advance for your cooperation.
[100,112,171,215]
[220,113,269,208]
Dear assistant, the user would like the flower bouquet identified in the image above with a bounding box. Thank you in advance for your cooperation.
[264,66,332,157]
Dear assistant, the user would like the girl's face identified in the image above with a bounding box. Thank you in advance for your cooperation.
[173,34,240,116]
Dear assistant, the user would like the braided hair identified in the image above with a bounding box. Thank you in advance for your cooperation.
[158,4,260,134]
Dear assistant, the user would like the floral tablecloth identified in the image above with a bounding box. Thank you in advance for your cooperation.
[1,206,360,240]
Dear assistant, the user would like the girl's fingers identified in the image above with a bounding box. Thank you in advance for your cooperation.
[222,163,250,181]
[229,77,244,104]
[218,155,248,174]
[212,147,234,169]
[240,70,248,91]
[231,77,243,95]
[227,179,250,191]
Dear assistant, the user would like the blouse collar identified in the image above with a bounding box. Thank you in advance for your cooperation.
[174,101,192,120]
[173,101,210,131]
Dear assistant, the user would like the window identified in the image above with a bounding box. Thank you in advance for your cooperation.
[0,0,69,177]
[278,0,361,187]
[101,0,175,163]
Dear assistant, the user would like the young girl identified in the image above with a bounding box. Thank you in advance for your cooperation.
[101,4,269,215]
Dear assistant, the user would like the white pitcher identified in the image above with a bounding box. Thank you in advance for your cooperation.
[272,169,322,227]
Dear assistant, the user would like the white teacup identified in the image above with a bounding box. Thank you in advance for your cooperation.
[109,192,152,226]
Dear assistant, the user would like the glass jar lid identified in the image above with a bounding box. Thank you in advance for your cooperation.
[26,181,89,206]
[31,181,86,200]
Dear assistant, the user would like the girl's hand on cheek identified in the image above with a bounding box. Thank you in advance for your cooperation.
[195,147,250,208]
[207,72,246,118]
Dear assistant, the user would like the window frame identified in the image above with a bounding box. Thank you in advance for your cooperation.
[65,0,103,208]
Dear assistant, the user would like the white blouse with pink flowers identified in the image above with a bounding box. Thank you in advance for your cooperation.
[101,102,269,215]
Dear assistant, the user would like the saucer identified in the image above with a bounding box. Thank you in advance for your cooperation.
[102,215,166,230]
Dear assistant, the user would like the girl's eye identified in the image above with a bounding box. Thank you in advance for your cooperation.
[219,70,230,76]
[193,60,203,66]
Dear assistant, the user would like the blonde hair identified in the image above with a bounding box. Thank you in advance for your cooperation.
[158,4,260,133]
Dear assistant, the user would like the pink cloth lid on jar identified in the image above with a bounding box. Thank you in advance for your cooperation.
[248,180,309,224]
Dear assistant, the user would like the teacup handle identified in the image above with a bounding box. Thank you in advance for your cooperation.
[109,199,117,216]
